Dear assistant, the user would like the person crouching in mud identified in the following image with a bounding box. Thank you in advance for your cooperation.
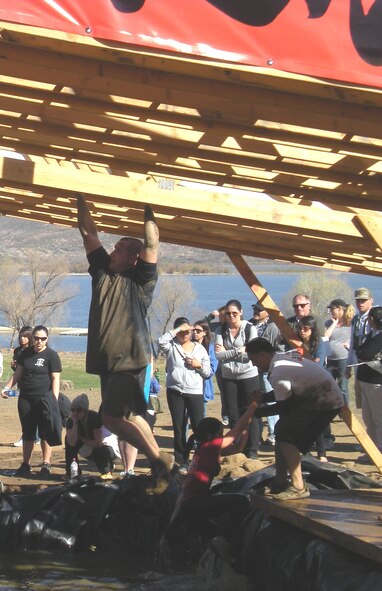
[163,401,257,562]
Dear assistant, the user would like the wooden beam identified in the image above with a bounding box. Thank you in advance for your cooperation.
[0,156,370,238]
[2,79,382,165]
[226,252,304,350]
[2,21,382,113]
[2,39,382,139]
[1,112,382,197]
[340,406,382,473]
[354,215,382,251]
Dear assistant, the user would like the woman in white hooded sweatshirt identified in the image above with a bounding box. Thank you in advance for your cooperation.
[158,316,211,473]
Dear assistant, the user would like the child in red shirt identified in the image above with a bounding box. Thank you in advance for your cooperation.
[166,401,257,547]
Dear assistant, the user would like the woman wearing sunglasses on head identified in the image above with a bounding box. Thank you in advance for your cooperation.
[158,317,211,474]
[2,325,62,477]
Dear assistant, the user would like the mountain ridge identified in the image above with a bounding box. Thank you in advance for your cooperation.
[0,217,290,273]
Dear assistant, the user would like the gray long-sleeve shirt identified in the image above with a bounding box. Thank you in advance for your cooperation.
[215,321,258,380]
[158,332,211,394]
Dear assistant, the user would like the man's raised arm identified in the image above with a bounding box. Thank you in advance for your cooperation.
[140,205,159,264]
[76,193,102,255]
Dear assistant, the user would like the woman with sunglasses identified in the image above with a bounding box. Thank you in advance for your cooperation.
[158,317,211,474]
[2,325,62,477]
[214,299,260,459]
[192,320,218,414]
[10,325,40,448]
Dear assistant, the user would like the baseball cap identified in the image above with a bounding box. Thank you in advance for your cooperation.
[355,288,373,300]
[327,299,348,308]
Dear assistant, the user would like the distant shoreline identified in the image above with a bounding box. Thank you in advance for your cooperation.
[67,268,321,277]
[0,326,87,335]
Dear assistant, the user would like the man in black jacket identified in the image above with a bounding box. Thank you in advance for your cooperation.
[356,306,382,459]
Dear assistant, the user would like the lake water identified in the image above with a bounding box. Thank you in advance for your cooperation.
[0,271,381,352]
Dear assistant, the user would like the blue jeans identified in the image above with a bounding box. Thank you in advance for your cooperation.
[326,358,349,405]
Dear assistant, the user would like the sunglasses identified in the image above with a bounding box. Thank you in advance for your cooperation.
[178,330,191,335]
[193,328,204,333]
[226,311,239,316]
[293,303,309,309]
[34,336,48,341]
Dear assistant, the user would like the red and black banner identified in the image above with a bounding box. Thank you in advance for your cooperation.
[1,1,381,88]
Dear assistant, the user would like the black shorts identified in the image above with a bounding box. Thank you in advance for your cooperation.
[274,404,341,454]
[18,395,44,441]
[100,367,150,418]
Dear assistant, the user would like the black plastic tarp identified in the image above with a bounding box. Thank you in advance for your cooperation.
[1,459,382,590]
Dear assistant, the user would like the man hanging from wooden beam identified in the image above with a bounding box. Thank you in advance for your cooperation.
[76,193,174,494]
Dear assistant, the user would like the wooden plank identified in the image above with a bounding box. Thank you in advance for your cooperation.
[340,406,382,473]
[3,79,382,166]
[3,21,382,113]
[2,39,382,138]
[226,253,306,351]
[251,489,382,565]
[0,157,368,237]
[355,215,382,252]
[4,112,381,193]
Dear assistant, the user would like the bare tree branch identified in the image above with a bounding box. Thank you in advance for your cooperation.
[0,253,77,346]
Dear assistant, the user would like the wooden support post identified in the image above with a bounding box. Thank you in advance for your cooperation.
[340,406,382,474]
[227,252,303,350]
[227,252,382,474]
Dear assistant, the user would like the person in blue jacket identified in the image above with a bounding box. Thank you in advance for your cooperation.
[192,320,218,414]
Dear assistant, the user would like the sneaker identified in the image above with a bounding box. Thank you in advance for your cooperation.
[146,451,174,495]
[222,417,229,427]
[265,436,276,447]
[260,479,288,496]
[34,438,41,445]
[271,484,310,501]
[39,462,51,476]
[120,469,135,478]
[99,471,114,480]
[245,451,259,460]
[13,438,23,447]
[14,462,31,477]
[178,463,189,476]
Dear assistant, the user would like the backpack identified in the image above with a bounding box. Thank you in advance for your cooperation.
[221,321,252,345]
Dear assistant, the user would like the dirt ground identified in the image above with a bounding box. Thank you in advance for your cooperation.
[1,382,382,493]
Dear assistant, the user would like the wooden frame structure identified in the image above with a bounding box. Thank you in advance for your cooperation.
[1,20,382,470]
[0,22,382,276]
